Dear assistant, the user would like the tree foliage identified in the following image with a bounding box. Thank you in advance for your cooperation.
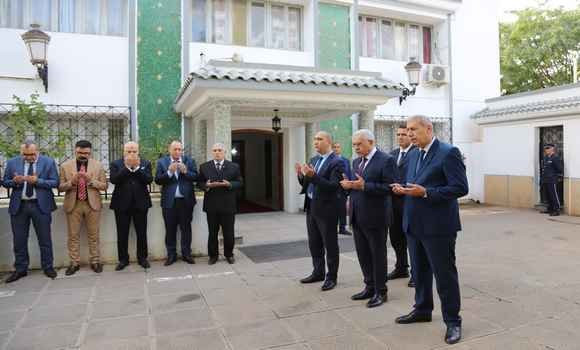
[500,7,580,95]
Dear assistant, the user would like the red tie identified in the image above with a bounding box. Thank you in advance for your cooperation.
[78,164,87,201]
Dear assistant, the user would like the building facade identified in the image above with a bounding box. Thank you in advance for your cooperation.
[0,0,500,213]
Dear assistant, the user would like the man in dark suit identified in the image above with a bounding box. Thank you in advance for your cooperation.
[110,141,153,270]
[155,140,198,266]
[3,141,59,282]
[332,142,352,236]
[297,131,344,291]
[197,143,243,265]
[388,125,416,287]
[392,115,468,345]
[540,144,563,216]
[340,129,397,308]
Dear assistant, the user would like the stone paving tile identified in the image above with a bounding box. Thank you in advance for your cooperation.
[150,292,207,314]
[6,323,81,350]
[0,275,48,294]
[284,310,352,341]
[94,282,145,301]
[0,293,39,313]
[147,277,199,296]
[36,287,92,306]
[306,330,387,350]
[0,310,24,332]
[21,303,87,329]
[211,300,277,326]
[81,336,151,350]
[223,319,302,350]
[91,298,148,320]
[202,285,259,306]
[84,315,149,343]
[0,332,9,348]
[45,275,98,291]
[153,308,216,336]
[156,328,228,350]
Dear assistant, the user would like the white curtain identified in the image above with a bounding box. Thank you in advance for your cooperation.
[107,0,127,36]
[270,5,285,49]
[408,24,420,62]
[250,2,265,47]
[365,17,378,58]
[29,0,52,30]
[212,0,228,44]
[287,7,300,50]
[192,0,206,42]
[59,0,75,33]
[85,0,101,34]
[380,20,394,59]
[394,22,407,61]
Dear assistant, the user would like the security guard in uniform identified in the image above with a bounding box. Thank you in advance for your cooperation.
[540,144,563,216]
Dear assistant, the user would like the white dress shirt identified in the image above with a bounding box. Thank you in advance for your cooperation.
[22,161,37,200]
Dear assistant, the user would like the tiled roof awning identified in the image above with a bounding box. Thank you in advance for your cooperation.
[471,95,580,124]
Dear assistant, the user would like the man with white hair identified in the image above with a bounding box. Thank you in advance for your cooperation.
[197,143,243,264]
[341,129,397,308]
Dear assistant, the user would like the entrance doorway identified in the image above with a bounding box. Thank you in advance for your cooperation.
[539,125,564,207]
[232,130,283,213]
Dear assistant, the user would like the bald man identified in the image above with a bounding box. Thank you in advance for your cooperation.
[155,141,198,266]
[110,142,153,270]
[296,131,345,291]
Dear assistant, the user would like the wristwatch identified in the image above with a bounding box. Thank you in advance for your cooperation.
[423,189,428,198]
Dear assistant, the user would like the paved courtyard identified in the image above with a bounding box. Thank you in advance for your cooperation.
[1,205,580,349]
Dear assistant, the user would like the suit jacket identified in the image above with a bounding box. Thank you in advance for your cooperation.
[337,155,352,181]
[349,149,397,229]
[109,159,153,211]
[402,139,468,237]
[391,146,416,208]
[541,154,563,184]
[154,155,197,209]
[59,158,108,213]
[197,160,243,213]
[298,153,345,218]
[3,155,59,215]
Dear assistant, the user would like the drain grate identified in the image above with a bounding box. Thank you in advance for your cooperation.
[238,237,356,263]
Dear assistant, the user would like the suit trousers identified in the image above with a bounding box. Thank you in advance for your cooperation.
[11,201,54,272]
[66,200,101,265]
[407,233,461,326]
[338,196,348,229]
[306,210,339,281]
[352,221,387,293]
[206,212,235,258]
[388,199,409,270]
[114,209,148,263]
[162,199,193,258]
[541,182,561,212]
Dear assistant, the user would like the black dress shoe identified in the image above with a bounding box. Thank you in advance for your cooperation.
[540,210,550,214]
[408,279,415,288]
[182,256,195,264]
[65,264,80,276]
[226,256,235,264]
[550,211,560,216]
[300,274,325,284]
[91,263,103,273]
[338,229,352,236]
[445,325,462,344]
[366,291,387,308]
[164,256,177,266]
[395,310,432,324]
[387,268,410,280]
[138,260,150,269]
[321,280,337,291]
[208,256,218,265]
[115,261,129,271]
[5,271,27,283]
[44,268,57,279]
[351,288,374,300]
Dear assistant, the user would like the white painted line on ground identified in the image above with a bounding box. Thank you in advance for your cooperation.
[148,274,193,283]
[0,291,16,298]
[197,271,235,279]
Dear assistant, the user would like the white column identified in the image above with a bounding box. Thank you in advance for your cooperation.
[359,109,375,135]
[193,119,207,164]
[305,122,318,160]
[212,103,232,160]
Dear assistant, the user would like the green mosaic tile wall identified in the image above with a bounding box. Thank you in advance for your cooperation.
[318,3,353,159]
[137,0,181,151]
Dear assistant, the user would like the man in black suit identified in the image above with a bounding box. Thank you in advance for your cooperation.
[331,142,352,236]
[155,140,198,265]
[110,141,153,270]
[540,144,563,216]
[197,143,243,265]
[297,131,344,291]
[340,129,397,308]
[388,125,416,287]
[392,115,468,345]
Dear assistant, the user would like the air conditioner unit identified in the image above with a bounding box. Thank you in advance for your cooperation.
[423,65,449,87]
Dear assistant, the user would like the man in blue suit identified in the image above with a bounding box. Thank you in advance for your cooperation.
[297,131,345,291]
[155,140,198,266]
[3,141,59,282]
[332,142,352,236]
[341,129,397,308]
[392,116,468,345]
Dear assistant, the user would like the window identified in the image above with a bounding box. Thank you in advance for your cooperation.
[0,0,128,37]
[192,0,302,51]
[359,15,432,64]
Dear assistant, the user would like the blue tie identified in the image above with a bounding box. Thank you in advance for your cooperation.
[415,150,426,175]
[307,158,322,199]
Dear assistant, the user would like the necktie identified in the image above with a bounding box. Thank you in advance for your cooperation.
[78,163,87,201]
[307,158,322,199]
[25,162,34,198]
[216,162,222,172]
[357,157,368,176]
[398,151,406,166]
[415,150,426,175]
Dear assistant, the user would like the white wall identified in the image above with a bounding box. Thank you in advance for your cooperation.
[0,29,129,106]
